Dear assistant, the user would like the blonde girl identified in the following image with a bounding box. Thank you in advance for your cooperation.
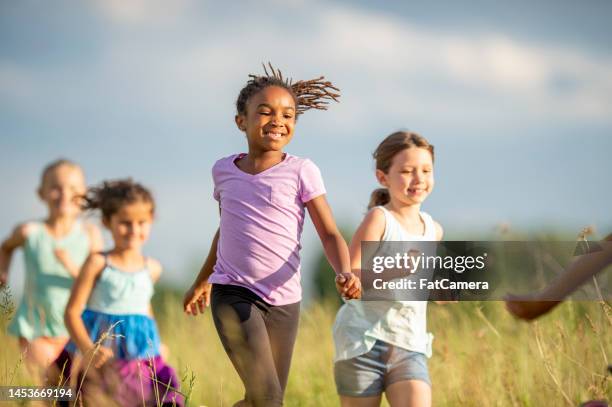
[0,159,102,377]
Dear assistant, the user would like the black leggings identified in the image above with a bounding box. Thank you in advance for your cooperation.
[211,284,300,407]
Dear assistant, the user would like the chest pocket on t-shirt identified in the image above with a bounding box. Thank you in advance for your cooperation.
[270,184,297,206]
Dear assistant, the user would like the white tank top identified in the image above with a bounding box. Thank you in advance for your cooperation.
[332,206,436,361]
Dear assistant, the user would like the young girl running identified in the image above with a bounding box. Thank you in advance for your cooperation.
[183,64,360,407]
[333,132,443,407]
[62,179,183,407]
[0,159,102,377]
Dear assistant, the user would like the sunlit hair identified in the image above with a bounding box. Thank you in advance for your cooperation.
[40,158,83,188]
[368,131,434,209]
[236,63,340,117]
[82,179,155,221]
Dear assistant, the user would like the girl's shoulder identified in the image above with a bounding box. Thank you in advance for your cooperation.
[290,154,317,168]
[16,221,40,239]
[4,221,41,247]
[146,257,163,282]
[288,155,324,181]
[80,251,108,277]
[212,153,318,172]
[367,206,388,222]
[368,206,393,229]
[213,153,243,169]
[87,251,108,266]
[82,222,104,251]
[419,211,443,241]
[419,211,434,224]
[356,207,387,240]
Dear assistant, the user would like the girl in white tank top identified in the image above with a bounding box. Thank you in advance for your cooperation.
[333,131,443,407]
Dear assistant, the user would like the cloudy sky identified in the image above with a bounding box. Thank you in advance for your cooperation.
[1,0,611,297]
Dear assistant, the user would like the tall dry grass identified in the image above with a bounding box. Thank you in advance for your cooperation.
[1,285,610,406]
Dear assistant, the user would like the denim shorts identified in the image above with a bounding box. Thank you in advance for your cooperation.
[334,340,431,397]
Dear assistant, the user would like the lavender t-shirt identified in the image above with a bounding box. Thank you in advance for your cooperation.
[208,153,326,305]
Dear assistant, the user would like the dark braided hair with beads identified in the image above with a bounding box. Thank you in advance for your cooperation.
[82,179,155,221]
[236,63,340,117]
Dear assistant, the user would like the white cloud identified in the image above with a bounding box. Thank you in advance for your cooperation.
[94,0,190,26]
[2,0,611,133]
[441,36,550,90]
[313,5,612,123]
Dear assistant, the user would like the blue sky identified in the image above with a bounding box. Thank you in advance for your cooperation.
[1,1,611,297]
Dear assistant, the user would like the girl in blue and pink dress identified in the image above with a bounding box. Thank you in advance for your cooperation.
[61,179,183,407]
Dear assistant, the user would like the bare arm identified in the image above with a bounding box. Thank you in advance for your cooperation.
[349,208,386,279]
[183,227,219,315]
[307,195,351,275]
[306,195,360,299]
[0,224,31,285]
[192,228,219,288]
[539,240,612,300]
[506,238,612,320]
[149,257,163,283]
[148,258,163,318]
[64,253,106,354]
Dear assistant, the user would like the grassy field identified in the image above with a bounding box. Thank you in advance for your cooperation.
[1,285,610,407]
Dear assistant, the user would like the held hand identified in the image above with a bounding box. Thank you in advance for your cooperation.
[183,282,212,316]
[0,270,7,286]
[504,293,560,321]
[335,272,361,300]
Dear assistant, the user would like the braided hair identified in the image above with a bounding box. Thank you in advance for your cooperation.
[236,63,340,117]
[82,179,155,221]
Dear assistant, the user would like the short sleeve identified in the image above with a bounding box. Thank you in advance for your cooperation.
[299,159,326,203]
[212,160,221,201]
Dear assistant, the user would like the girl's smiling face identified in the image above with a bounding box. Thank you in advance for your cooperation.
[377,147,434,206]
[235,85,296,152]
[38,164,85,219]
[105,201,153,251]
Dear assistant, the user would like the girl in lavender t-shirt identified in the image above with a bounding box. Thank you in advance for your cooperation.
[183,64,361,407]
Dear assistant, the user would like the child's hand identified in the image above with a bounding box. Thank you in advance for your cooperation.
[335,272,361,300]
[0,270,7,286]
[504,294,560,321]
[87,345,114,369]
[183,282,212,316]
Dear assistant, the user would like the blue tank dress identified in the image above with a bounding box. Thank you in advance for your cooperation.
[9,221,90,339]
[61,255,183,406]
